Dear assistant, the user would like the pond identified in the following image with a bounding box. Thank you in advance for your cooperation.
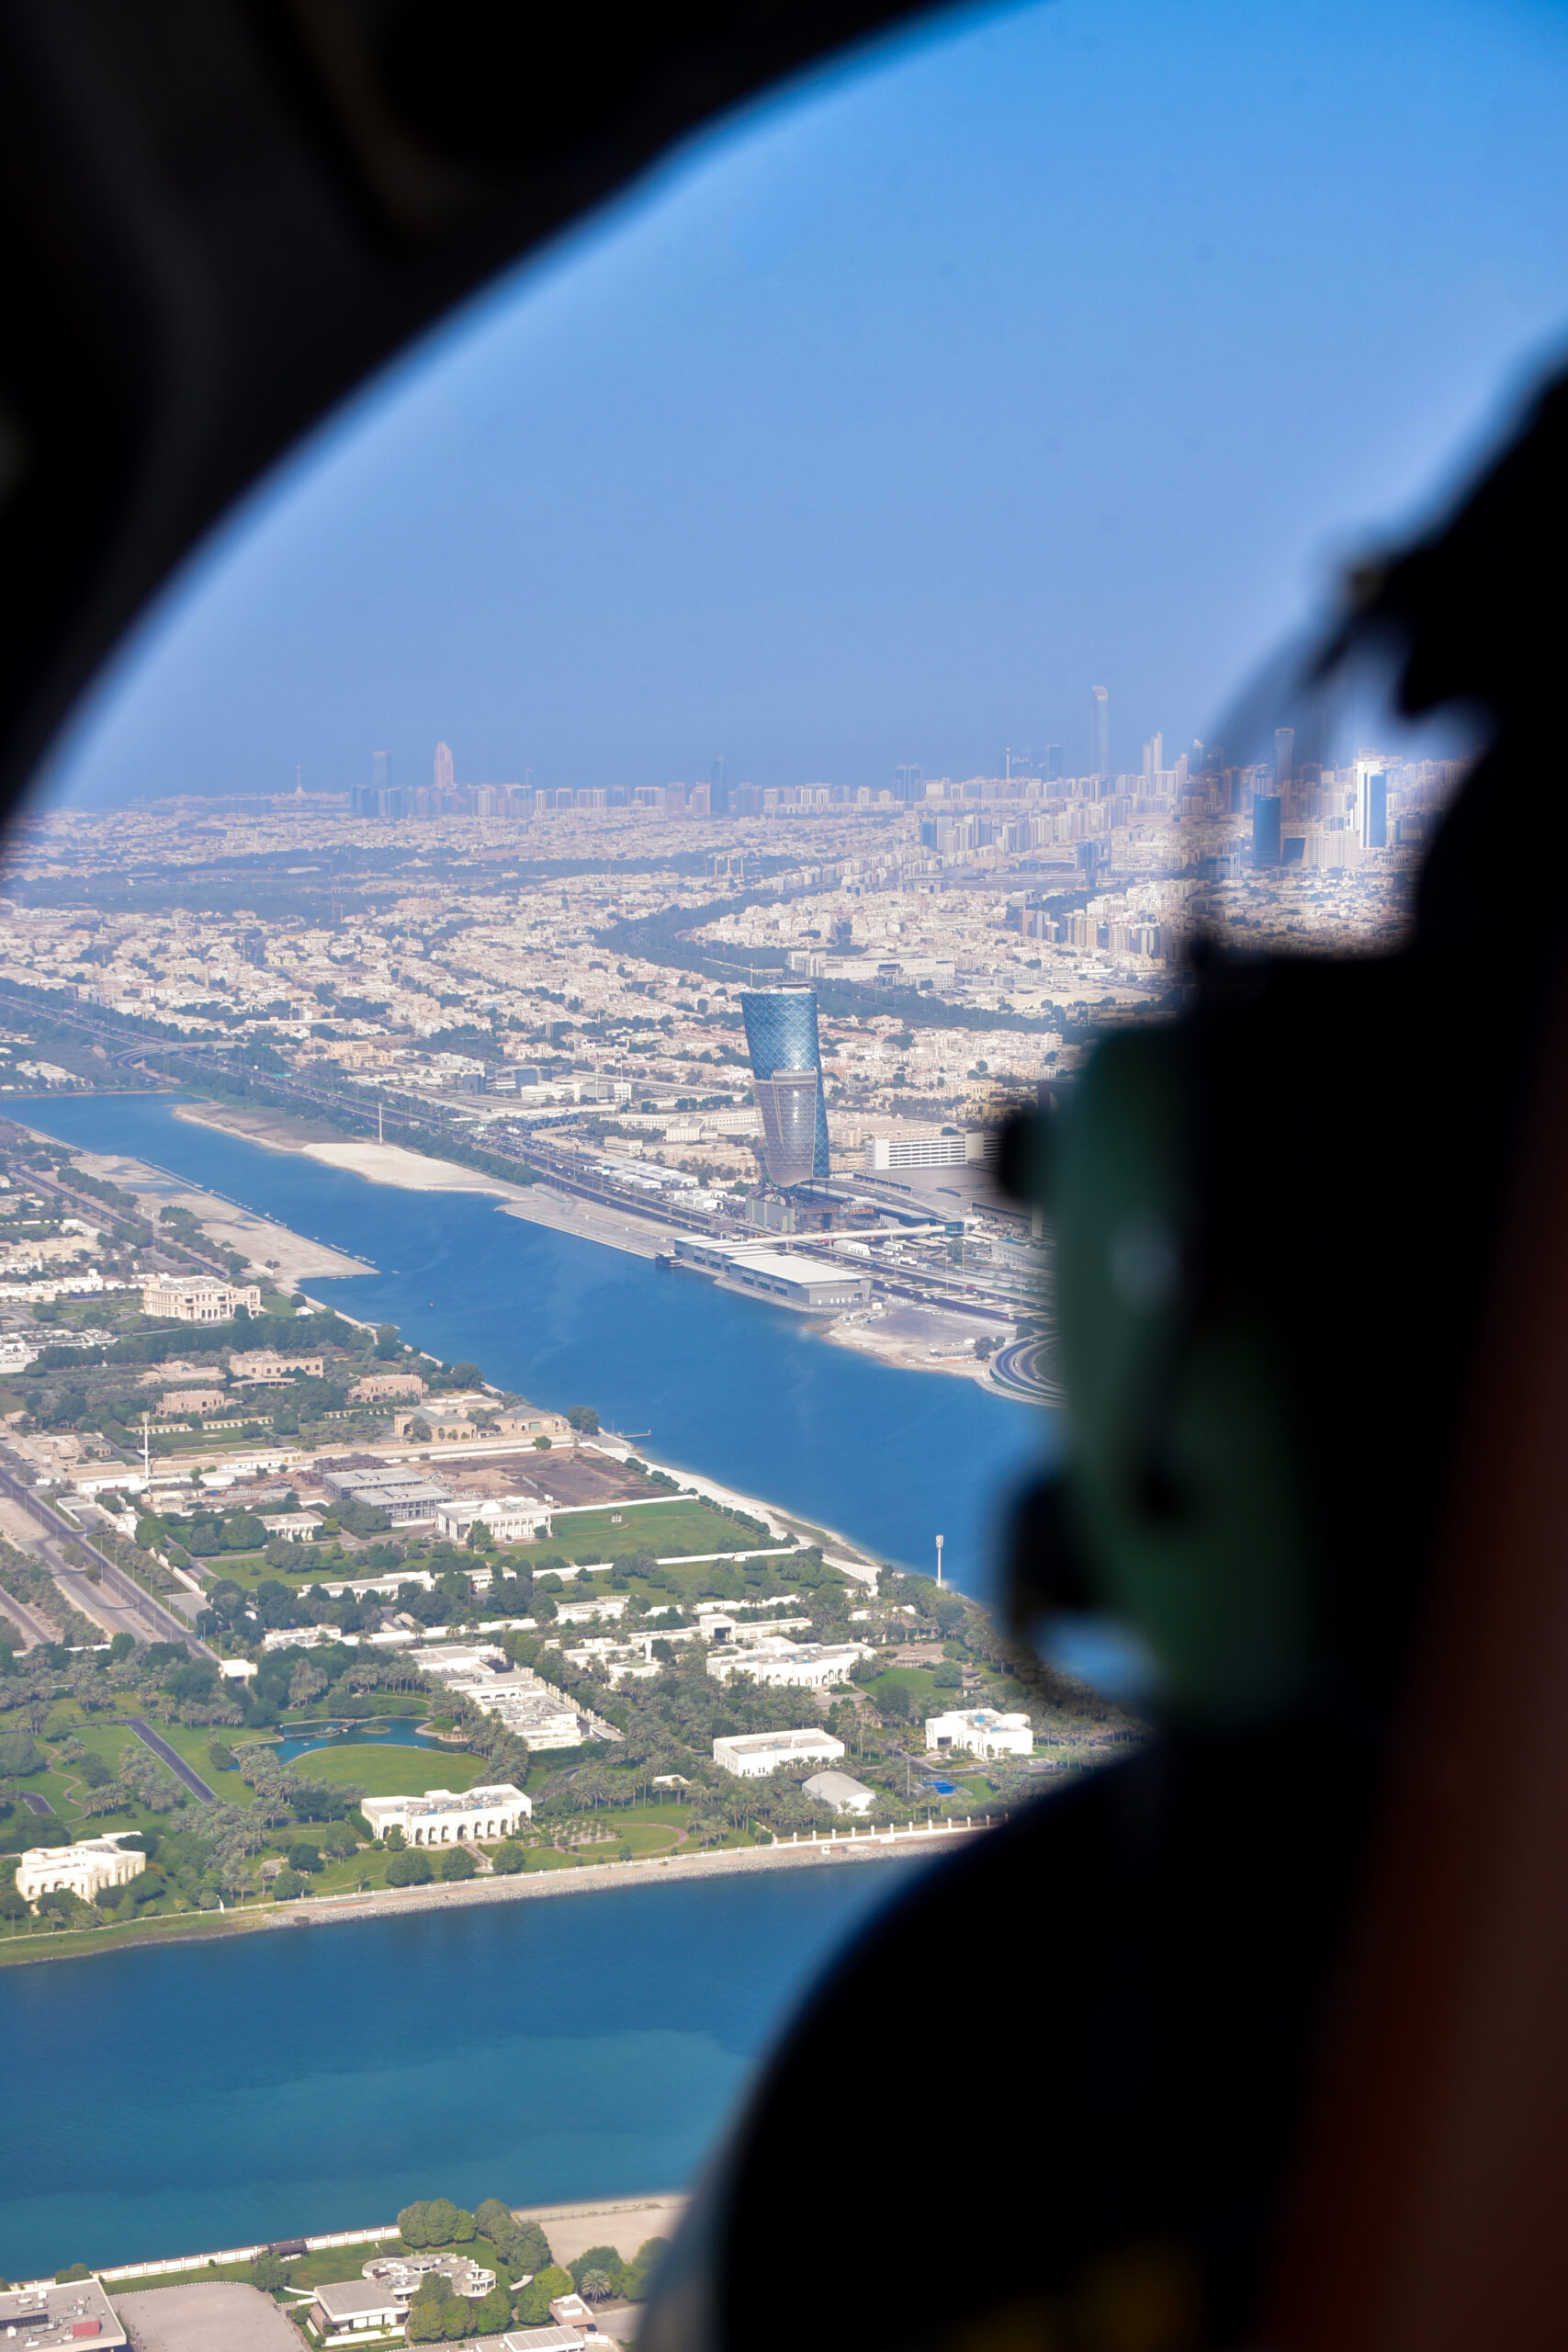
[274,1720,440,1765]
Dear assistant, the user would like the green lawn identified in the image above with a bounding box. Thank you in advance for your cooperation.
[287,1743,488,1796]
[868,1667,942,1707]
[612,1818,682,1854]
[522,1496,766,1564]
[150,1723,255,1804]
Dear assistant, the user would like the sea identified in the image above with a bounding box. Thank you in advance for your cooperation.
[0,1862,916,2280]
[0,1090,1056,2280]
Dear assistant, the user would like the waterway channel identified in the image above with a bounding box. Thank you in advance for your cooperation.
[0,1091,1050,2279]
[16,1092,1055,1597]
[0,1860,911,2281]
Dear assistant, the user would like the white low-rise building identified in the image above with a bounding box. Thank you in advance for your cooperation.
[925,1707,1034,1758]
[554,1593,629,1626]
[0,2278,128,2348]
[714,1728,846,1778]
[17,1832,144,1907]
[259,1511,322,1541]
[705,1638,871,1690]
[803,1769,876,1815]
[261,1623,344,1651]
[435,1494,551,1544]
[310,2279,410,2340]
[141,1273,262,1322]
[361,1783,531,1845]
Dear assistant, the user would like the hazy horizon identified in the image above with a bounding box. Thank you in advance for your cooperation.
[32,0,1568,814]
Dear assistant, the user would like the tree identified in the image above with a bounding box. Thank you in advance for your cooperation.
[566,1405,600,1436]
[0,1732,44,1776]
[932,1660,963,1689]
[513,2267,574,2326]
[532,1435,551,1450]
[271,1868,306,1900]
[406,2298,449,2343]
[385,1849,433,1886]
[471,2284,512,2334]
[622,2237,670,2301]
[249,2251,289,2294]
[440,1846,477,1882]
[400,2198,472,2247]
[491,1839,526,1875]
[466,1521,493,1552]
[286,1839,322,1872]
[570,2247,625,2300]
[108,1631,133,1663]
[374,1323,401,1360]
[288,1662,328,1710]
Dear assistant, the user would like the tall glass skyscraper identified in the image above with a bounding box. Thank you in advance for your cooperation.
[740,987,830,1186]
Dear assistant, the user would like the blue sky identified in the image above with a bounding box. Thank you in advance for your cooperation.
[38,0,1568,807]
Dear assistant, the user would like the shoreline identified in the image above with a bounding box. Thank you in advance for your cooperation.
[0,1819,975,1972]
[173,1098,1041,1402]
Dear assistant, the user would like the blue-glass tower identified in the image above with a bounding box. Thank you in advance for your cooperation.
[740,987,830,1187]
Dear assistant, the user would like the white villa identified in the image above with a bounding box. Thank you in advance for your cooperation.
[17,1833,145,1907]
[435,1494,552,1544]
[360,1783,531,1845]
[713,1728,846,1779]
[925,1708,1034,1758]
[705,1638,870,1690]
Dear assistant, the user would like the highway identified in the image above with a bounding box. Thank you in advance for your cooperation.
[0,1452,212,1658]
[0,1575,59,1647]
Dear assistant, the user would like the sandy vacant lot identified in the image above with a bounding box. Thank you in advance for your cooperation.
[115,2282,300,2352]
[529,2194,687,2266]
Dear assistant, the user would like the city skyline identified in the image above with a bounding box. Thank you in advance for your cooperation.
[32,0,1568,815]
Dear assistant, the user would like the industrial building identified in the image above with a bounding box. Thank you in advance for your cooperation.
[671,1236,870,1312]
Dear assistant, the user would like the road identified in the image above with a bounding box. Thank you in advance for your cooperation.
[0,1453,212,1657]
[0,1575,59,1647]
[126,1717,218,1803]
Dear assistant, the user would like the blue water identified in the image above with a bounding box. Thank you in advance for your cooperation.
[18,1093,1056,1597]
[0,1864,908,2280]
[0,1090,1051,2279]
[276,1723,439,1764]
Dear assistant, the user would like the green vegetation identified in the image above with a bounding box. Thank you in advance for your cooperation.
[513,2267,574,2326]
[0,1447,1139,1951]
[287,1745,486,1798]
[398,2199,474,2248]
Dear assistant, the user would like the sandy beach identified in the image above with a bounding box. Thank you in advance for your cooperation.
[46,1135,371,1283]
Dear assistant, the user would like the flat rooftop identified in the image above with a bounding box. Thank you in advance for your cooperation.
[0,2280,127,2351]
